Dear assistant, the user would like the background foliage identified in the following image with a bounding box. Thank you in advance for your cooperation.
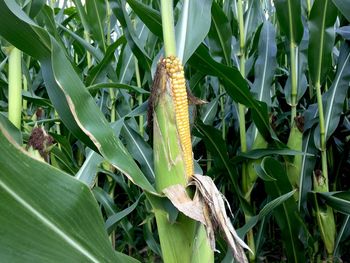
[0,0,350,262]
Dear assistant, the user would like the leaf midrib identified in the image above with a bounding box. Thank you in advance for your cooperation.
[212,11,230,65]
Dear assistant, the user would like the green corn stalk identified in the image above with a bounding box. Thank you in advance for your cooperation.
[151,1,213,262]
[237,0,255,259]
[7,46,22,129]
[313,172,336,258]
[243,133,268,203]
[286,116,303,200]
[72,0,92,67]
[242,131,267,262]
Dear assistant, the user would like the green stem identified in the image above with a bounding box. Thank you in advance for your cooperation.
[84,32,92,68]
[106,0,115,122]
[110,90,116,122]
[290,41,298,123]
[134,57,144,136]
[155,3,213,263]
[8,47,22,129]
[307,0,311,16]
[72,0,92,67]
[106,0,112,47]
[219,85,226,139]
[315,82,328,186]
[237,0,247,153]
[22,74,27,111]
[237,0,254,260]
[160,0,177,57]
[207,151,212,172]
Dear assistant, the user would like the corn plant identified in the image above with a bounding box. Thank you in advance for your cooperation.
[1,0,350,262]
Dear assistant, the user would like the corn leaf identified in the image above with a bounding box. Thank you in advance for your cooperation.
[274,0,304,45]
[332,0,350,21]
[0,0,156,194]
[298,128,317,211]
[237,189,296,237]
[176,0,212,63]
[284,26,309,106]
[85,0,106,50]
[334,215,350,257]
[263,157,306,262]
[189,45,272,141]
[110,0,152,75]
[318,191,350,215]
[315,42,350,147]
[75,149,104,188]
[105,195,142,234]
[208,1,232,65]
[336,26,350,40]
[244,0,264,45]
[308,0,337,86]
[0,113,22,145]
[251,21,277,107]
[0,125,139,263]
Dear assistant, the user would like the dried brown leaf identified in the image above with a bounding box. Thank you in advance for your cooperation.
[163,174,250,263]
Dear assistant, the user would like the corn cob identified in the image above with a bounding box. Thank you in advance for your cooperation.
[163,56,193,178]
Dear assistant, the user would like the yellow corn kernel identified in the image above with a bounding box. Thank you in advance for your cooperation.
[162,56,193,178]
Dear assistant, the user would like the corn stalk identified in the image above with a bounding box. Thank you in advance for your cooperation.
[237,0,255,260]
[151,1,213,262]
[7,46,22,129]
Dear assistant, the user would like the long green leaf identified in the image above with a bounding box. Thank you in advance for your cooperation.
[332,0,350,21]
[334,215,350,257]
[189,44,272,141]
[208,1,232,65]
[320,42,350,143]
[244,0,264,45]
[85,0,106,50]
[122,121,155,183]
[126,0,162,37]
[308,0,337,86]
[0,0,95,149]
[0,0,156,194]
[176,0,212,63]
[0,113,22,145]
[75,149,104,188]
[0,125,138,263]
[105,196,141,233]
[248,20,277,146]
[336,26,350,40]
[318,191,350,215]
[263,157,306,262]
[237,189,296,237]
[50,38,155,193]
[86,36,126,86]
[110,0,152,75]
[298,128,317,211]
[274,0,304,45]
[251,21,277,107]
